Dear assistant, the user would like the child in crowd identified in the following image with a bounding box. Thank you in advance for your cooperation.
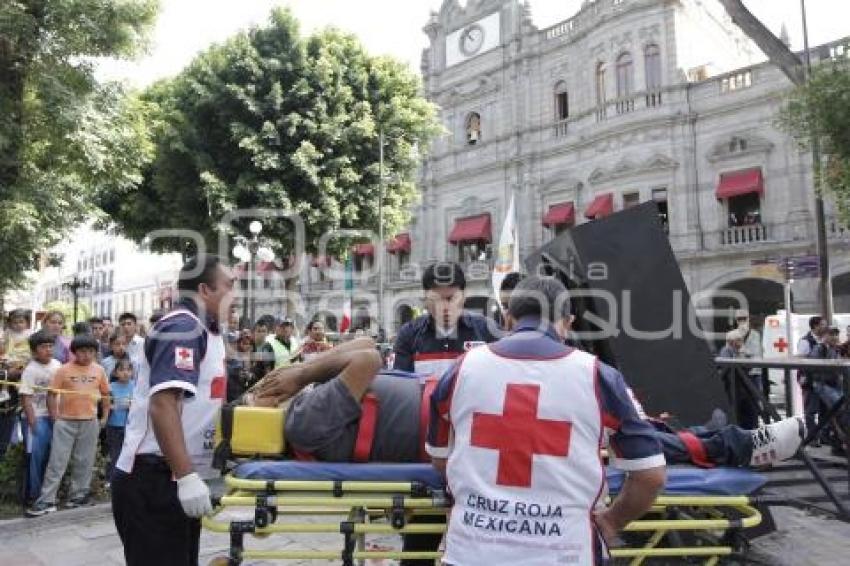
[19,331,61,502]
[41,310,71,364]
[26,335,110,517]
[105,359,134,482]
[0,309,31,456]
[101,332,140,383]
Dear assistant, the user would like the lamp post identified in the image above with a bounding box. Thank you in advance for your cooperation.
[378,129,385,335]
[64,275,89,324]
[800,0,833,321]
[232,221,275,326]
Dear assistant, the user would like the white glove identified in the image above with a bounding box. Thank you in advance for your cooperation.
[176,472,212,518]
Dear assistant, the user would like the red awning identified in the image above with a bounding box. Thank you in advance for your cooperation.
[353,243,374,256]
[584,193,614,219]
[716,168,764,199]
[387,233,411,254]
[448,214,491,243]
[542,202,576,227]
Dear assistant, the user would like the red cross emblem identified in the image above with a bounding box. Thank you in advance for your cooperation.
[773,337,788,353]
[471,384,572,488]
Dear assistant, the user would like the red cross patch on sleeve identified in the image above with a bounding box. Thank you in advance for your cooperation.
[175,347,194,370]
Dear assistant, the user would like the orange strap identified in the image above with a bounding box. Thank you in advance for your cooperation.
[677,431,714,468]
[353,393,379,462]
[419,378,438,462]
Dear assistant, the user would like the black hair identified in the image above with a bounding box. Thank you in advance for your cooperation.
[499,272,526,294]
[255,314,275,329]
[108,331,125,344]
[72,321,91,336]
[809,316,824,330]
[87,316,103,325]
[7,309,27,322]
[112,358,134,376]
[70,334,100,353]
[177,254,224,295]
[422,261,466,291]
[149,309,165,325]
[307,320,324,332]
[508,275,572,323]
[118,312,137,324]
[28,330,55,352]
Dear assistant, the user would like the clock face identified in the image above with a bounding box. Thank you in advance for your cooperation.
[460,24,485,57]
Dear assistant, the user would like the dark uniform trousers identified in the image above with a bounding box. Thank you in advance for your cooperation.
[111,455,201,566]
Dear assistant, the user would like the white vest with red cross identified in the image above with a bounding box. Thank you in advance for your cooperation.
[443,345,605,566]
[117,309,226,480]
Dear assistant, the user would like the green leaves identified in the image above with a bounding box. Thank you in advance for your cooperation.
[0,0,158,291]
[105,7,441,259]
[780,59,850,224]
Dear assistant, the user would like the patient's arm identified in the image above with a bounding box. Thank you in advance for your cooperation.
[249,337,381,406]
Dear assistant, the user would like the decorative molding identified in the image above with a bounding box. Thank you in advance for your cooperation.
[588,154,679,185]
[435,73,501,105]
[706,133,775,163]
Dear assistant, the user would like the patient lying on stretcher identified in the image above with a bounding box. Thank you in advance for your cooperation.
[242,337,805,469]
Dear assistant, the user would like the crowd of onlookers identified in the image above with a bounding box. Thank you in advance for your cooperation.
[0,306,381,516]
[223,314,390,403]
[0,309,149,516]
[719,312,850,455]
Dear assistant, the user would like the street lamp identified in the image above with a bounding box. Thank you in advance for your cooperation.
[63,275,89,324]
[232,221,275,326]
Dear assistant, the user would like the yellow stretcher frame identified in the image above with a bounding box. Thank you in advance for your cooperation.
[204,475,763,566]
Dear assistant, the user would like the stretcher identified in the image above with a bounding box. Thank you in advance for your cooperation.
[209,402,771,565]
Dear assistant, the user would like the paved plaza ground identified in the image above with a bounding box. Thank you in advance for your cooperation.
[1,499,849,566]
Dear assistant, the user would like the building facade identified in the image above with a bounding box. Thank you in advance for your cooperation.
[31,225,182,326]
[295,0,850,336]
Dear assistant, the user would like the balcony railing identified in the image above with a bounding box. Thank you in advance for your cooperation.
[720,223,769,247]
[719,70,753,93]
[553,119,569,138]
[826,215,850,239]
[615,96,635,115]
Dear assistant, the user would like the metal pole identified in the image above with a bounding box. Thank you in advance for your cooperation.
[784,273,795,416]
[72,278,79,324]
[249,251,256,326]
[378,129,385,334]
[801,0,834,322]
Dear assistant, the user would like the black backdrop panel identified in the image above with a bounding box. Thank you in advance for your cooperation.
[525,202,729,426]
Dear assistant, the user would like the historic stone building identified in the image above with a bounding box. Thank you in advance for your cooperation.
[291,0,850,337]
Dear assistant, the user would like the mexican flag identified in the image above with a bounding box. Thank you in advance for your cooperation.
[340,255,353,333]
[492,194,520,306]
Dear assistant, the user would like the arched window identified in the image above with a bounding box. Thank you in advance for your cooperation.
[465,112,481,145]
[616,52,633,98]
[644,44,662,90]
[554,81,569,121]
[595,62,607,105]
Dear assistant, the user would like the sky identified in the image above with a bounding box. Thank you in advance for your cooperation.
[97,0,850,87]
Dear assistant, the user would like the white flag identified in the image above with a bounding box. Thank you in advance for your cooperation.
[492,194,520,306]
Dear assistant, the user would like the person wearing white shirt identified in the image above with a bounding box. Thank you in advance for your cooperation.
[118,312,145,365]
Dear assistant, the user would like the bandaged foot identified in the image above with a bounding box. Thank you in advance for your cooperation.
[749,417,805,467]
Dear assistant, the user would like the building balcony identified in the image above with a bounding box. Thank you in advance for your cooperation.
[720,223,769,247]
[826,215,850,240]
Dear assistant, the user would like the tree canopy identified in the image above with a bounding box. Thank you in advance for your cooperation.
[0,0,159,291]
[100,8,442,259]
[780,57,850,223]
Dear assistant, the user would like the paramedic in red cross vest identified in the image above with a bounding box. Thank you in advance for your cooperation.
[112,255,235,566]
[393,261,497,377]
[427,276,667,566]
